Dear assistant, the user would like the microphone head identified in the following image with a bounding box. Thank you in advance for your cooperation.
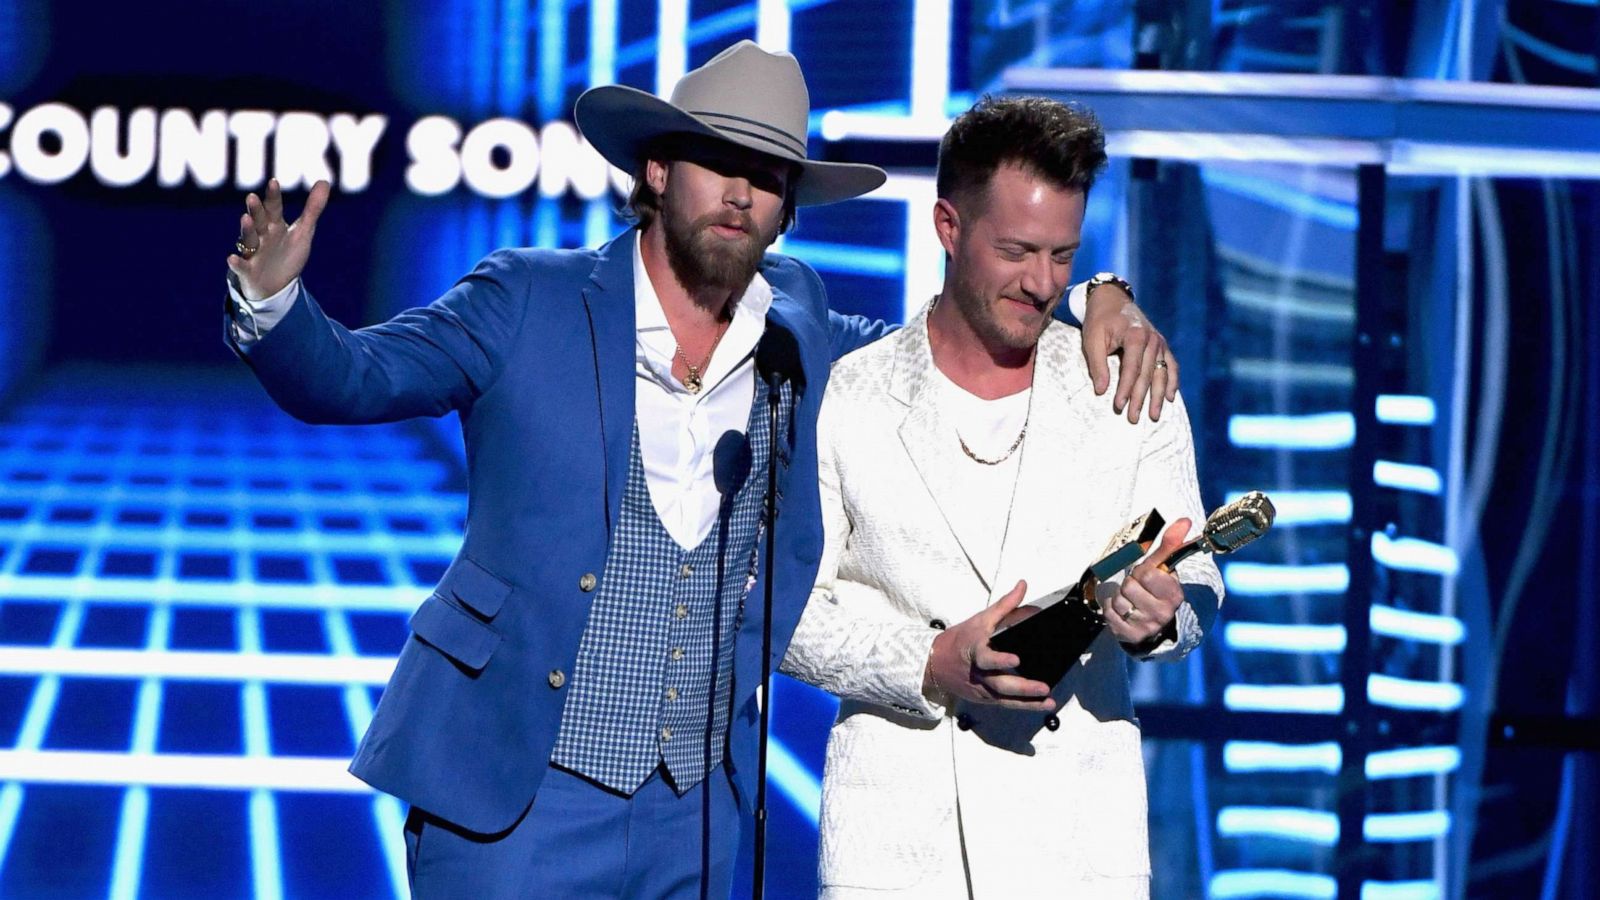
[712,429,751,496]
[1203,491,1276,554]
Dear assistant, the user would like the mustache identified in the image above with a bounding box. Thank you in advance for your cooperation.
[692,210,756,236]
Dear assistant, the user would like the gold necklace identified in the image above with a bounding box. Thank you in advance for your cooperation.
[958,423,1027,465]
[930,294,1029,465]
[674,317,731,394]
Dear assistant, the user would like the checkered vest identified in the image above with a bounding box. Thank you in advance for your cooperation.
[550,376,785,794]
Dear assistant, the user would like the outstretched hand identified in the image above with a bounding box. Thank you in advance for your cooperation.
[1079,286,1179,424]
[227,178,330,302]
[923,580,1056,711]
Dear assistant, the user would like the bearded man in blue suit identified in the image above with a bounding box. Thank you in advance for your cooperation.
[223,41,1176,900]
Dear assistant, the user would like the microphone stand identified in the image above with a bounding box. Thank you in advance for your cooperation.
[752,378,780,900]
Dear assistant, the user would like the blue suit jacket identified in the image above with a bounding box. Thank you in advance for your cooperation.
[237,230,889,834]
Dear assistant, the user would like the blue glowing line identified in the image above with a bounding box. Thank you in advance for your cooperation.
[1363,811,1451,842]
[372,796,410,900]
[1373,460,1443,495]
[1365,746,1462,780]
[588,0,617,89]
[1361,880,1441,900]
[250,789,285,900]
[1209,869,1337,899]
[1223,741,1341,774]
[1502,23,1599,75]
[1223,563,1349,595]
[1228,490,1350,526]
[1369,604,1465,646]
[1370,532,1459,576]
[585,198,612,249]
[1217,806,1339,844]
[1223,622,1347,653]
[1200,169,1358,230]
[108,787,150,900]
[1223,684,1344,714]
[498,0,526,118]
[1228,413,1354,449]
[777,240,906,277]
[1375,395,1437,426]
[538,0,564,121]
[767,737,821,825]
[1367,674,1465,711]
[0,785,23,884]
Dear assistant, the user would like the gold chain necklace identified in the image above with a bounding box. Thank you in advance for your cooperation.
[958,423,1027,465]
[674,317,731,394]
[930,294,1029,465]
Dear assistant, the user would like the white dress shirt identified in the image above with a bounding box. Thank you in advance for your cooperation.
[228,233,769,550]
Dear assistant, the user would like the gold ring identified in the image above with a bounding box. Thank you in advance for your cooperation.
[236,240,257,259]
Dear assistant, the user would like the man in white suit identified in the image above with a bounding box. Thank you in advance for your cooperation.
[780,97,1224,898]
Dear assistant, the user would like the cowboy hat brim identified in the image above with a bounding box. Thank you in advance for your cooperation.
[576,84,886,207]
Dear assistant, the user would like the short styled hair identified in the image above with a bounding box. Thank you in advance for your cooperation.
[935,96,1107,210]
[622,135,800,234]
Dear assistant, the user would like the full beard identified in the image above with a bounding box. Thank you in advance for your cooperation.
[661,203,769,297]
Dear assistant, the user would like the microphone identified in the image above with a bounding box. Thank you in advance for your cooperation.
[712,429,751,497]
[754,324,803,393]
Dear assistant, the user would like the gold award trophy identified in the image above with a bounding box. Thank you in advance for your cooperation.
[990,491,1277,686]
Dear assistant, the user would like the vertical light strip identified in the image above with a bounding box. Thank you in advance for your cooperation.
[108,603,171,900]
[656,1,688,96]
[910,0,952,119]
[756,0,792,52]
[238,608,284,900]
[498,0,527,117]
[324,611,408,900]
[538,0,566,121]
[588,0,618,90]
[883,173,941,322]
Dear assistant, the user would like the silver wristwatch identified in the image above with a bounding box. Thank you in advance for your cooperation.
[1085,271,1134,302]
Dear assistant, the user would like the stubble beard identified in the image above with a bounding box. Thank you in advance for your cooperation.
[946,268,1052,356]
[661,199,770,299]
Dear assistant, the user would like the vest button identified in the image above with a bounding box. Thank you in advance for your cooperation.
[660,726,672,742]
[578,573,597,592]
[956,714,973,731]
[1044,714,1060,732]
[670,647,685,661]
[674,604,688,619]
[679,564,693,579]
[665,686,678,701]
[547,669,566,689]
[929,619,946,630]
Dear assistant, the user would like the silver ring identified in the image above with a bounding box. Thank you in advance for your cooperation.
[1154,358,1168,370]
[1121,604,1138,621]
[236,240,257,259]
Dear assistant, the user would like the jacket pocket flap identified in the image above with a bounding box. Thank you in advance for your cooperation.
[437,555,512,619]
[410,593,502,671]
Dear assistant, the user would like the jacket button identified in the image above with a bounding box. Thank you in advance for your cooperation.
[1044,714,1060,732]
[929,619,946,630]
[956,714,973,731]
[547,669,566,689]
[578,573,597,592]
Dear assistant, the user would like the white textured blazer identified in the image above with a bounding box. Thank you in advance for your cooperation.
[781,307,1224,899]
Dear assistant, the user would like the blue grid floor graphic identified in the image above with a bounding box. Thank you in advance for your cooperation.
[0,366,829,899]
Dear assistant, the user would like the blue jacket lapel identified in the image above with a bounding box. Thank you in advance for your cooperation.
[580,231,639,533]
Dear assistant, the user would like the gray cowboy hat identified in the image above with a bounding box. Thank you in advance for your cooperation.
[575,40,886,206]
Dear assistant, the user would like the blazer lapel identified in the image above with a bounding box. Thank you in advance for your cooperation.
[892,308,998,592]
[580,231,640,533]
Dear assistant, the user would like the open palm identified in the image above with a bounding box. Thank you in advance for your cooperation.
[227,178,330,302]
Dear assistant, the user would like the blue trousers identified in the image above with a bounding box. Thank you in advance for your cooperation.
[405,763,741,899]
